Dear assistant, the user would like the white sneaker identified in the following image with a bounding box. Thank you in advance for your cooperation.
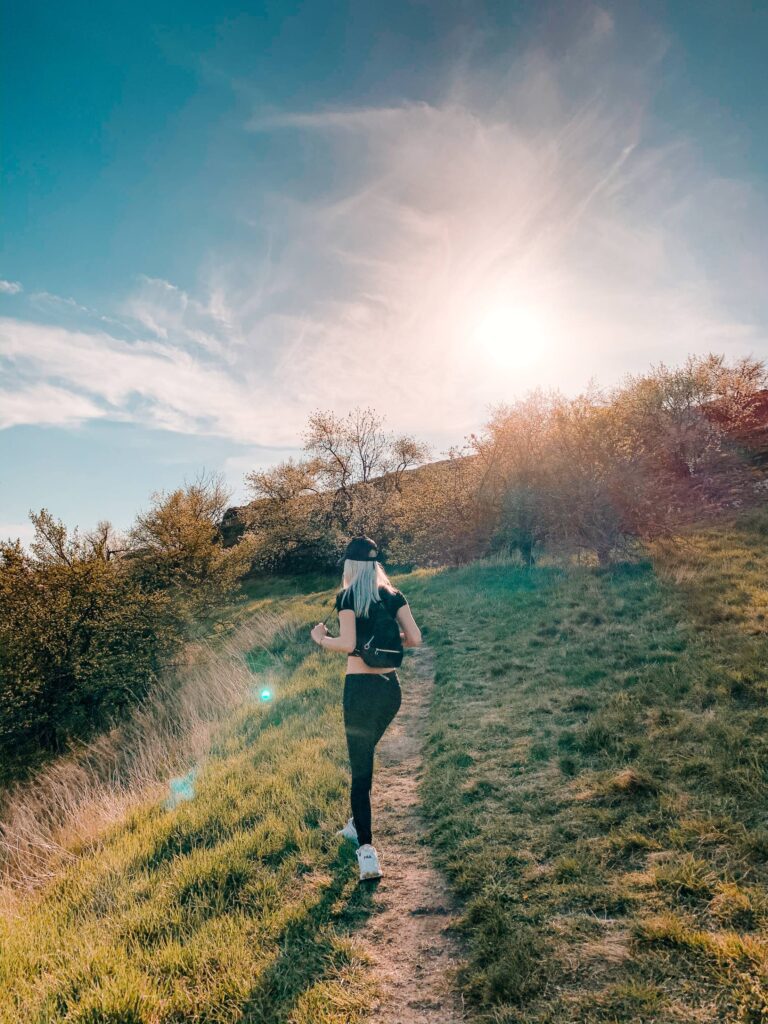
[336,817,359,844]
[356,843,383,881]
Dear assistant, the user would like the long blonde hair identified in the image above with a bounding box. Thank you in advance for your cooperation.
[341,559,396,618]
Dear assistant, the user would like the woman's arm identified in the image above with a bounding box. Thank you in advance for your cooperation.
[396,605,422,647]
[310,609,357,653]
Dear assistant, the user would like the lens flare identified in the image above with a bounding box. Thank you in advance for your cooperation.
[163,766,198,810]
[260,688,273,702]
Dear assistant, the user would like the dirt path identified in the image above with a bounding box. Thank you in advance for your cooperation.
[355,645,468,1024]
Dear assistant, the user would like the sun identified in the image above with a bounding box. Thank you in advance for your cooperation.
[471,303,553,370]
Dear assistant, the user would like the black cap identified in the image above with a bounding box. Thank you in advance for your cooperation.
[339,535,379,564]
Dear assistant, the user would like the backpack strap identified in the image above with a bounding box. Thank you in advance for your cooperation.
[322,595,340,627]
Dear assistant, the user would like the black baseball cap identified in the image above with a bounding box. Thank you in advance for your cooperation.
[339,535,379,564]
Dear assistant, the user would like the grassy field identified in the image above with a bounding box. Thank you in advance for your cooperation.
[0,585,381,1024]
[406,507,768,1022]
[2,510,767,1022]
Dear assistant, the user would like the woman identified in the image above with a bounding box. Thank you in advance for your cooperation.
[310,534,422,881]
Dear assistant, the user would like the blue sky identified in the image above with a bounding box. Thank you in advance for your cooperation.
[2,1,767,546]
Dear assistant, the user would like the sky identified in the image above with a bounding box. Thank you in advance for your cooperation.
[2,0,767,547]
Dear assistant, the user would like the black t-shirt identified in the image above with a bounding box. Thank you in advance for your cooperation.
[334,585,408,656]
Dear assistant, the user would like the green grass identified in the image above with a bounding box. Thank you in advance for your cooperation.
[3,509,768,1022]
[0,589,380,1024]
[403,510,768,1022]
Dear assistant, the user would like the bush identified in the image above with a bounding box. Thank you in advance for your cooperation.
[0,526,179,783]
[0,474,257,784]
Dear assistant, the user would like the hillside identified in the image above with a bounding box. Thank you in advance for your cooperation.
[218,456,464,549]
[220,389,768,551]
[406,505,768,1021]
[1,508,768,1021]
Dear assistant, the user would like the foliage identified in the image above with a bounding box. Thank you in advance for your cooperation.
[243,407,431,570]
[387,448,490,566]
[231,354,766,574]
[127,471,258,628]
[0,475,257,785]
[467,354,765,566]
[611,353,766,518]
[243,492,346,575]
[470,391,558,565]
[0,596,379,1022]
[0,515,179,783]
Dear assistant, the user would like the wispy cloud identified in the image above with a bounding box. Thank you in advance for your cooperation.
[0,318,303,444]
[2,5,766,453]
[238,26,767,425]
[0,281,23,295]
[0,381,105,429]
[27,290,134,333]
[119,275,244,359]
[245,102,428,133]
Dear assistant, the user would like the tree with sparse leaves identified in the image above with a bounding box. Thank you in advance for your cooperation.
[240,408,430,570]
[301,406,430,540]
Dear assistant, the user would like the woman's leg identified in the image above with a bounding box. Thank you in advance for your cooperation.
[343,673,401,846]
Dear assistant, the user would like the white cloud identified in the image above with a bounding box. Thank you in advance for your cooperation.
[2,9,767,454]
[0,280,23,295]
[0,318,304,445]
[0,381,105,429]
[119,275,243,359]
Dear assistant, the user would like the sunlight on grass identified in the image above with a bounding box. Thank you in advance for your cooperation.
[0,588,380,1023]
[3,510,768,1021]
[405,510,768,1022]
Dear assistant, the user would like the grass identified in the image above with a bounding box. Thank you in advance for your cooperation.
[0,589,381,1023]
[2,508,768,1021]
[402,506,768,1022]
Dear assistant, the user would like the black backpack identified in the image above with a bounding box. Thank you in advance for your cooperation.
[324,591,404,668]
[357,598,404,668]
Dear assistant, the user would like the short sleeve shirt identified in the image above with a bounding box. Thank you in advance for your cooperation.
[334,585,408,655]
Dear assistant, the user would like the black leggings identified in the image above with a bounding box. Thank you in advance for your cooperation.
[343,670,402,847]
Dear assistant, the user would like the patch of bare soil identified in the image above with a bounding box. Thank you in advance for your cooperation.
[356,645,468,1023]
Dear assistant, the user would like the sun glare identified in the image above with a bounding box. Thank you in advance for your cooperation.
[471,303,553,370]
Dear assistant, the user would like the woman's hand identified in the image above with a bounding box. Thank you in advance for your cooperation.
[310,622,328,646]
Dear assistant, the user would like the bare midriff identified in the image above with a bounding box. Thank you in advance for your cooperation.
[345,654,397,675]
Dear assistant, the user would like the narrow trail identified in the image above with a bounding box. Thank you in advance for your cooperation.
[354,645,468,1024]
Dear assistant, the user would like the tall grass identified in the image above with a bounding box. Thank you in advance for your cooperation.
[0,588,383,1022]
[0,608,297,901]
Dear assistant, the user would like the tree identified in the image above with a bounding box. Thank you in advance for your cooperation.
[127,470,257,627]
[468,392,557,565]
[244,458,321,504]
[388,449,487,567]
[239,408,431,572]
[611,353,765,521]
[546,392,640,564]
[302,407,430,538]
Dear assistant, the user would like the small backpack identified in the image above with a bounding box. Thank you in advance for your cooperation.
[357,598,404,668]
[325,590,404,668]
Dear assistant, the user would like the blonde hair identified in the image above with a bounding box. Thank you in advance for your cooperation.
[341,558,396,618]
